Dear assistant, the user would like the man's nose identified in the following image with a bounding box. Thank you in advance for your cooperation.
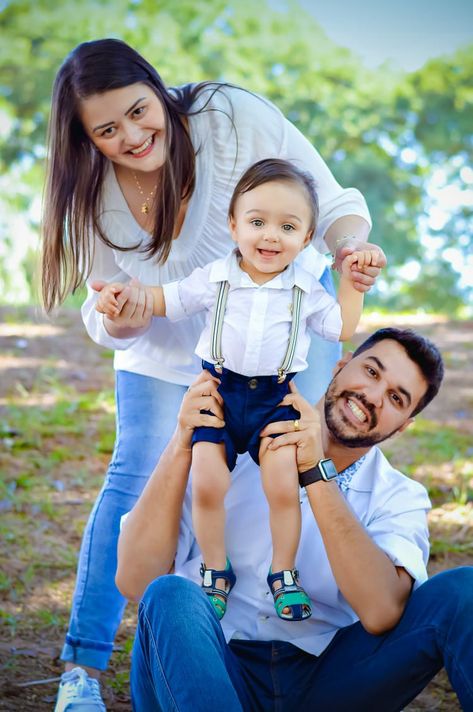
[367,382,384,409]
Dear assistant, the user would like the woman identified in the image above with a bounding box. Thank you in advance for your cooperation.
[42,38,384,708]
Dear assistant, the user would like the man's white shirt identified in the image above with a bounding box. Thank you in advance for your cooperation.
[172,448,431,657]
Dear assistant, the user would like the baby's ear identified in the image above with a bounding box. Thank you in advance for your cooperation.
[303,229,313,247]
[228,215,238,243]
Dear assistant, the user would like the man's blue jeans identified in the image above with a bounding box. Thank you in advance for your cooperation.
[131,568,473,711]
[61,267,342,670]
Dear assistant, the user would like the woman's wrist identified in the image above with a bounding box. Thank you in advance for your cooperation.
[331,235,357,257]
[103,316,150,339]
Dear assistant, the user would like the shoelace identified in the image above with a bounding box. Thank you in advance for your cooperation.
[60,668,103,704]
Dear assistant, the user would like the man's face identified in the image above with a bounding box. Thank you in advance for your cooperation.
[324,339,428,448]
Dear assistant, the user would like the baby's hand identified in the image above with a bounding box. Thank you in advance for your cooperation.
[95,282,127,317]
[341,250,379,279]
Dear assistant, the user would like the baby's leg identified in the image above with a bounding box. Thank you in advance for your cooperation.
[192,441,230,571]
[259,440,301,572]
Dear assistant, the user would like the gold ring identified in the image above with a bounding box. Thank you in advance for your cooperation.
[293,419,300,432]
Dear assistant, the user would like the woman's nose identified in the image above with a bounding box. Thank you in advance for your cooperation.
[122,122,145,147]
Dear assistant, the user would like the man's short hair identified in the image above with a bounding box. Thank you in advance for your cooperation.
[352,328,444,417]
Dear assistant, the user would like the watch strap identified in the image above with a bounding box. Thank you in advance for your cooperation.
[299,465,323,488]
[299,458,338,488]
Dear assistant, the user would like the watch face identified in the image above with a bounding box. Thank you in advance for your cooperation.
[320,458,338,481]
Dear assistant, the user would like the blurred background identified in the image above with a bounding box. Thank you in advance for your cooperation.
[1,0,472,313]
[0,2,472,709]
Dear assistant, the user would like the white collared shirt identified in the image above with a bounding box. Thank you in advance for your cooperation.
[163,251,342,376]
[80,84,371,386]
[173,448,431,657]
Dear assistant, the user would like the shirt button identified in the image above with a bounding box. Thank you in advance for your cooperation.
[248,378,258,390]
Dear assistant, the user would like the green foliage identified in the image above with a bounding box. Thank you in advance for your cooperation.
[0,0,472,309]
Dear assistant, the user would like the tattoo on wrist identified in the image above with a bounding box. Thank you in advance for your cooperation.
[332,235,356,256]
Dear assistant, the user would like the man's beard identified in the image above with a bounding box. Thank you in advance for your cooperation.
[324,380,399,448]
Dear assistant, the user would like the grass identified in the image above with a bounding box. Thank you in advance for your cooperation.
[381,418,473,504]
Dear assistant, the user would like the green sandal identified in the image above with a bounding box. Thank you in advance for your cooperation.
[267,568,312,621]
[200,558,236,620]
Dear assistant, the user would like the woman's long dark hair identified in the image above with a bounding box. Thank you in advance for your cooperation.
[42,38,223,311]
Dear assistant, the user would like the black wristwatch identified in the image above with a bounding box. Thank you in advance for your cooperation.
[299,458,338,488]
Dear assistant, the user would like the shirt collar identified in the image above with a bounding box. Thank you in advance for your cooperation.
[208,249,313,292]
[337,454,368,492]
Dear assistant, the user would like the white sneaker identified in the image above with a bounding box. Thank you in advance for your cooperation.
[54,667,106,711]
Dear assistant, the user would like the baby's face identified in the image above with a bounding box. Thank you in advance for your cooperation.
[229,180,313,285]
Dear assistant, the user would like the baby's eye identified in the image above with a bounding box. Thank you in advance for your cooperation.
[251,219,264,227]
[282,224,295,232]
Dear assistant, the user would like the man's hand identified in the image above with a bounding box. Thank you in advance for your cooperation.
[332,238,387,293]
[260,382,324,473]
[176,371,225,450]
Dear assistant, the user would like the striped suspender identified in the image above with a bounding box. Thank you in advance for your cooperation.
[277,285,304,383]
[209,281,304,381]
[209,281,230,372]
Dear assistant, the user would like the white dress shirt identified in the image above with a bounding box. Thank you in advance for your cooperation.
[81,84,371,386]
[172,448,431,657]
[163,251,342,376]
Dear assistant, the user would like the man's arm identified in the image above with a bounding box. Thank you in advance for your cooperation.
[304,476,413,634]
[116,373,224,601]
[261,387,413,635]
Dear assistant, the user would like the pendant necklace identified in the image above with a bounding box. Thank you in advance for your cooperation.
[132,171,157,214]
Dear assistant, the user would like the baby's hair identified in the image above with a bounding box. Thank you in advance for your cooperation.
[228,158,319,237]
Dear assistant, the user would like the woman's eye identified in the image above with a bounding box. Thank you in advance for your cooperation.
[133,106,145,118]
[100,126,116,137]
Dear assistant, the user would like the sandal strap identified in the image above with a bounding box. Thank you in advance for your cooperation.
[200,559,236,593]
[200,559,236,620]
[267,568,312,622]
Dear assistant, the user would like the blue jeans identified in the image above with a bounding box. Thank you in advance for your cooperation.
[61,266,341,670]
[131,568,473,711]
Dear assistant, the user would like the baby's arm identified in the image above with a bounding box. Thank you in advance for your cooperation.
[148,286,166,317]
[338,250,379,340]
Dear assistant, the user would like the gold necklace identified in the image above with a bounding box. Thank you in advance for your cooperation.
[132,171,157,214]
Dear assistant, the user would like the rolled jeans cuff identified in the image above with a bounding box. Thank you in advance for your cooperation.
[61,634,114,671]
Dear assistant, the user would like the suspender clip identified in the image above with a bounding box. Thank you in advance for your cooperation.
[277,369,287,384]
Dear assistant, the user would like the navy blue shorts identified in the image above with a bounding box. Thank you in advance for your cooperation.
[192,361,300,470]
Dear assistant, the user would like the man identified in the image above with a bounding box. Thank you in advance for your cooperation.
[116,328,473,711]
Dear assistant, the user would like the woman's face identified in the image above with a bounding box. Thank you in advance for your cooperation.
[79,82,167,173]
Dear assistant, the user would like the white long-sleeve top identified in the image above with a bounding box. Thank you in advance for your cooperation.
[81,84,371,385]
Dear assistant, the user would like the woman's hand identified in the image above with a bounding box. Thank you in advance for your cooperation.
[332,237,387,293]
[259,382,324,473]
[92,278,153,337]
[176,371,225,450]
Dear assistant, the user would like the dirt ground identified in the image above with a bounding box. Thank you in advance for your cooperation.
[0,307,472,711]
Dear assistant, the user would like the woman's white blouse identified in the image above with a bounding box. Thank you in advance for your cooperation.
[81,85,371,385]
